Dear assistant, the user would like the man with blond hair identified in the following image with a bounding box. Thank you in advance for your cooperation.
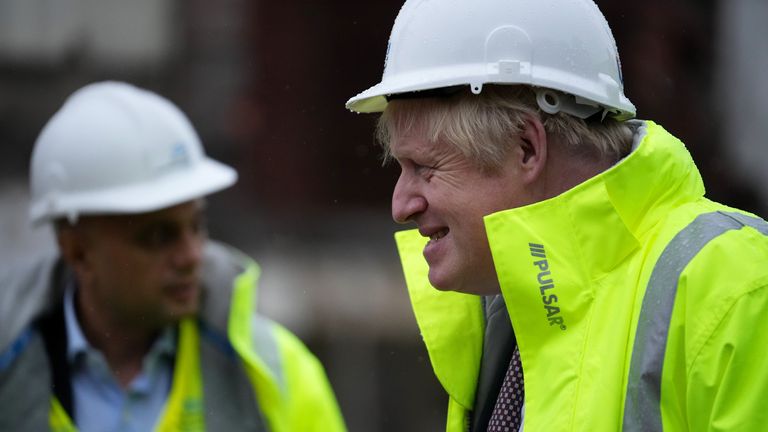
[347,0,768,430]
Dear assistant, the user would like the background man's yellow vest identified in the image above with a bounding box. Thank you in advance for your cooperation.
[1,241,346,432]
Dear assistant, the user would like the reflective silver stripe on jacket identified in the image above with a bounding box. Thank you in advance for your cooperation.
[251,315,285,391]
[0,332,51,431]
[623,211,768,431]
[200,323,269,431]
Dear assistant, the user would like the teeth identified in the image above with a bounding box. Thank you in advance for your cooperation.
[430,230,446,241]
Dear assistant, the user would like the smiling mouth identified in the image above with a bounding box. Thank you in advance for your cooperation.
[428,228,449,243]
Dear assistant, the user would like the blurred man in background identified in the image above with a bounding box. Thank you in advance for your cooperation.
[0,81,346,431]
[347,0,768,430]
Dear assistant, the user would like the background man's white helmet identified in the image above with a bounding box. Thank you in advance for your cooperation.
[30,81,237,225]
[346,0,636,120]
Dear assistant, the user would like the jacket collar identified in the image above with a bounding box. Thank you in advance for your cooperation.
[485,120,704,290]
[395,230,485,409]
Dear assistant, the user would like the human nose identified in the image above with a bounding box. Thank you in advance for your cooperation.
[172,229,204,272]
[391,172,427,224]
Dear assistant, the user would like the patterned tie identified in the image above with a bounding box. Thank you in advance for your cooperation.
[487,346,524,431]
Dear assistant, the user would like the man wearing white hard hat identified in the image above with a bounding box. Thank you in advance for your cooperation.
[347,0,768,431]
[0,81,346,431]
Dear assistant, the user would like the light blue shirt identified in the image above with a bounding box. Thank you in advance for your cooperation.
[64,287,176,432]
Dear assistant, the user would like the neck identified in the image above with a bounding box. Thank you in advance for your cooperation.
[75,289,160,387]
[537,145,617,201]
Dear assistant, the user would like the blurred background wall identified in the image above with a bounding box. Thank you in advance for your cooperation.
[0,1,765,430]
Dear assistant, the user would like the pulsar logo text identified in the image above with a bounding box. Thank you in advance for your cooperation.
[530,243,566,330]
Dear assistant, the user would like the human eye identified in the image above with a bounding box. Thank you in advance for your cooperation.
[136,223,178,249]
[396,157,435,180]
[413,161,435,179]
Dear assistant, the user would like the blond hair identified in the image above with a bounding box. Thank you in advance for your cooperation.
[376,85,633,171]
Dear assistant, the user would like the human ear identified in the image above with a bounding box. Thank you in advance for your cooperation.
[56,224,92,280]
[516,113,548,183]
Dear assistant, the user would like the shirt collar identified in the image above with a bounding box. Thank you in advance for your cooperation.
[64,284,89,363]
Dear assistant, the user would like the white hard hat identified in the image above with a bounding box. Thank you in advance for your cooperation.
[346,0,635,120]
[30,81,237,225]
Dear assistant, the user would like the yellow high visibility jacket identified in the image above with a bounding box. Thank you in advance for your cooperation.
[0,241,346,432]
[396,121,768,431]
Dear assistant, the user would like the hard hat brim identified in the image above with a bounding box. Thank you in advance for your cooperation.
[347,65,636,120]
[345,67,483,113]
[30,157,237,225]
